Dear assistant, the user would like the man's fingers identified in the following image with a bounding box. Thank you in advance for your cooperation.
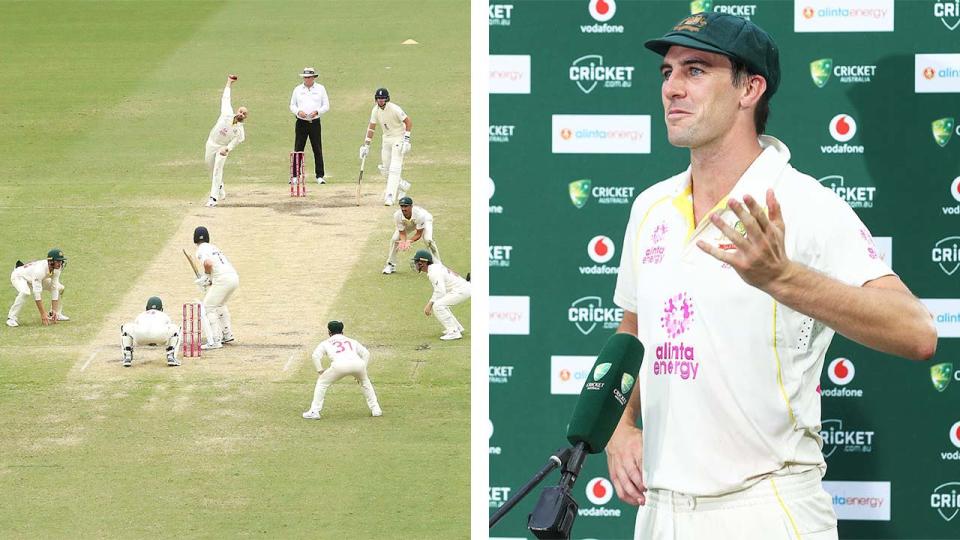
[613,463,644,506]
[742,194,771,232]
[767,189,784,229]
[709,215,748,251]
[727,199,761,240]
[697,239,736,265]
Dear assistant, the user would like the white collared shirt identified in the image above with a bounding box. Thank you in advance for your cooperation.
[207,85,245,150]
[614,135,892,496]
[394,205,432,232]
[427,262,470,301]
[312,334,369,371]
[289,82,330,120]
[195,242,238,279]
[370,102,408,141]
[11,260,61,301]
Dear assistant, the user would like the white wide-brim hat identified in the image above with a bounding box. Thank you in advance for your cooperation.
[300,67,318,78]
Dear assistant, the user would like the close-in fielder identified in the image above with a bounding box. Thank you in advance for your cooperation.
[412,250,470,340]
[382,196,440,274]
[358,88,412,205]
[204,75,247,208]
[605,13,937,539]
[120,296,180,367]
[302,320,382,419]
[6,248,69,327]
[192,226,239,349]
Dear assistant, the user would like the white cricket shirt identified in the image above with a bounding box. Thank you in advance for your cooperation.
[289,82,330,120]
[11,260,61,301]
[312,334,370,371]
[394,205,433,232]
[427,262,470,302]
[134,309,173,329]
[369,102,407,141]
[613,136,892,496]
[206,86,245,150]
[195,243,238,279]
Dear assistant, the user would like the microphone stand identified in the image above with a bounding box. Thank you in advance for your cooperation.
[489,447,572,529]
[527,441,588,539]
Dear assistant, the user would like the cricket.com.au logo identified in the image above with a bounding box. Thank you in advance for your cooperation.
[820,418,875,459]
[568,296,623,335]
[931,481,960,522]
[932,236,960,275]
[569,55,634,94]
[488,4,513,26]
[569,179,635,208]
[818,175,875,209]
[932,117,960,147]
[935,1,960,31]
[810,58,876,88]
[932,362,960,392]
[690,1,757,20]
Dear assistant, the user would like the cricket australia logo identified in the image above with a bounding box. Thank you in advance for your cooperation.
[933,236,960,275]
[569,179,592,208]
[690,0,713,13]
[932,362,955,392]
[810,58,833,88]
[660,293,695,339]
[933,117,955,147]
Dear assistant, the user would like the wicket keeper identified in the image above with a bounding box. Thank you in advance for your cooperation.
[120,296,181,367]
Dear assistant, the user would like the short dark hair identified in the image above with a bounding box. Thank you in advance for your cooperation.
[327,320,344,334]
[731,59,771,135]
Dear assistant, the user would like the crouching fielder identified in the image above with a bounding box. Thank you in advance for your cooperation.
[192,226,239,349]
[382,197,440,274]
[204,74,247,208]
[6,248,69,327]
[303,320,382,419]
[412,250,470,341]
[121,296,180,367]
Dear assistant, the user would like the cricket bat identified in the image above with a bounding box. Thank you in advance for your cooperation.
[356,155,366,206]
[182,249,200,279]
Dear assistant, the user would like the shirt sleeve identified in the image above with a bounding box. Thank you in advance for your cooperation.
[369,106,378,125]
[317,85,330,116]
[430,267,447,301]
[221,85,233,117]
[356,342,370,362]
[813,187,893,286]
[290,87,299,116]
[311,343,326,371]
[613,200,643,314]
[396,106,407,122]
[49,269,61,301]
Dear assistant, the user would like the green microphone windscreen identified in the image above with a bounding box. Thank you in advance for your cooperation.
[565,333,644,454]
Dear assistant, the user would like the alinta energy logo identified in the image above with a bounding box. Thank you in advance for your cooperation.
[823,357,863,397]
[818,175,875,209]
[932,236,960,275]
[691,1,758,20]
[581,235,619,276]
[488,3,513,26]
[489,177,503,215]
[580,477,621,517]
[489,245,512,268]
[822,114,864,154]
[583,0,623,34]
[568,296,623,335]
[569,179,635,208]
[932,117,959,147]
[942,420,960,461]
[654,293,699,381]
[569,55,634,94]
[931,481,960,522]
[810,58,876,87]
[820,418,875,458]
[935,1,960,31]
[489,124,515,143]
[931,362,960,392]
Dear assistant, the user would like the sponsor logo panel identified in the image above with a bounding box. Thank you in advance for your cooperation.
[916,54,960,93]
[550,355,596,395]
[822,481,891,521]
[921,299,960,337]
[568,296,623,335]
[552,115,651,154]
[569,55,635,94]
[795,0,894,32]
[488,419,502,455]
[490,55,531,94]
[490,295,530,335]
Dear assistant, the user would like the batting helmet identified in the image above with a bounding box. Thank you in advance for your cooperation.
[46,248,66,262]
[327,320,344,334]
[146,296,163,311]
[399,196,413,206]
[193,226,209,244]
[412,249,433,265]
[374,88,390,102]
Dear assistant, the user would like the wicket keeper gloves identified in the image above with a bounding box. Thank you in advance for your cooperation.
[359,144,369,160]
[401,131,412,155]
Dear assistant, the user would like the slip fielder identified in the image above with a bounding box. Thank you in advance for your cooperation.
[6,248,69,327]
[359,88,412,206]
[302,320,382,420]
[192,226,239,349]
[204,74,247,208]
[412,250,470,341]
[120,296,180,367]
[382,196,440,274]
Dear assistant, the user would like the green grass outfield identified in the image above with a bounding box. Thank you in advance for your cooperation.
[0,1,470,537]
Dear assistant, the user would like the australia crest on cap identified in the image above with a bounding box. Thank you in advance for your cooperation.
[674,14,708,32]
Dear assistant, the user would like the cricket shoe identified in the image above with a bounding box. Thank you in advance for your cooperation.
[382,263,396,275]
[371,406,383,417]
[218,184,226,201]
[122,354,132,367]
[221,334,235,344]
[166,353,180,367]
[316,176,326,185]
[201,341,223,350]
[205,197,218,208]
[48,312,70,321]
[5,318,18,328]
[302,410,321,420]
[384,193,394,206]
[440,330,463,341]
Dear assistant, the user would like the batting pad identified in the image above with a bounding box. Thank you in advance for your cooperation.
[385,143,404,205]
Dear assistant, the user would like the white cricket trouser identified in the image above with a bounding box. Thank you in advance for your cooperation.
[310,358,380,414]
[8,276,64,320]
[202,272,238,344]
[204,141,228,201]
[379,137,401,177]
[634,468,838,540]
[433,287,471,333]
[387,222,440,266]
[121,321,179,351]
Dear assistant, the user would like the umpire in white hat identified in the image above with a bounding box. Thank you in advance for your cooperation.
[289,67,330,184]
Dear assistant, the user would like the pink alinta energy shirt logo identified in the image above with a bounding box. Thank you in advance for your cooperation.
[654,292,699,380]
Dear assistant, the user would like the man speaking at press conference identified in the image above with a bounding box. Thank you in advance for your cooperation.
[606,12,936,540]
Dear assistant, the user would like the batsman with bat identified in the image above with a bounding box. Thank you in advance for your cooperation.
[358,88,412,206]
[191,226,239,349]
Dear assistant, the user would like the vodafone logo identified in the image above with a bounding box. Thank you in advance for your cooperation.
[829,114,857,142]
[588,236,616,264]
[951,421,960,448]
[588,0,616,22]
[828,358,856,385]
[925,66,937,80]
[803,6,815,19]
[488,419,494,439]
[951,177,960,203]
[585,477,614,505]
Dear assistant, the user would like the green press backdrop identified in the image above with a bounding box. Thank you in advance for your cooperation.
[489,1,960,538]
